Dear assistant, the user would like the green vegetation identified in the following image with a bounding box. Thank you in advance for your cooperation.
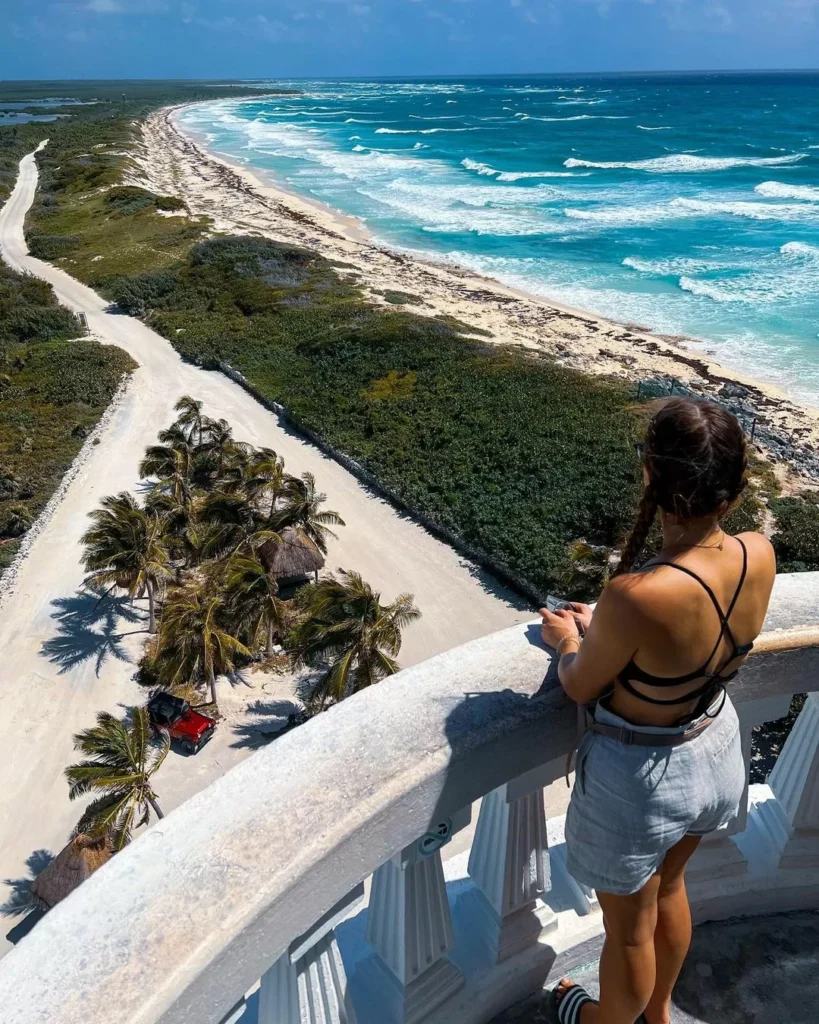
[771,493,819,572]
[90,233,774,598]
[0,261,135,577]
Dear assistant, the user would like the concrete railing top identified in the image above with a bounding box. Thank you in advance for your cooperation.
[1,572,818,1024]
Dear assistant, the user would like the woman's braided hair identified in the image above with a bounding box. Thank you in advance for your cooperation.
[613,398,749,577]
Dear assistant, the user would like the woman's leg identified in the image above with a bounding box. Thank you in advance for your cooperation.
[556,875,662,1024]
[643,834,702,1024]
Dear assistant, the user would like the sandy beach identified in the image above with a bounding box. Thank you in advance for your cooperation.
[130,105,819,483]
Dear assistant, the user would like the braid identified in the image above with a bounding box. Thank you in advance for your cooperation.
[613,484,658,578]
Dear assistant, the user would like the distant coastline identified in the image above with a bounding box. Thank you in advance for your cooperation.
[134,104,819,483]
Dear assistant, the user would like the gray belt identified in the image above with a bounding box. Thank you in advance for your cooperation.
[589,715,714,747]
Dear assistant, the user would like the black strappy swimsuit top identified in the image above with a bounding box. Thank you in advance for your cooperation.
[618,537,754,707]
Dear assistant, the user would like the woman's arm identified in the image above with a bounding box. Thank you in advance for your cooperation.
[540,580,641,704]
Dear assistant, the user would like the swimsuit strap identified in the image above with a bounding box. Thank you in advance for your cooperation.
[647,536,749,672]
[619,537,752,699]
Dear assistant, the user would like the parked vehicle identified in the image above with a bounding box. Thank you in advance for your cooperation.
[147,692,216,755]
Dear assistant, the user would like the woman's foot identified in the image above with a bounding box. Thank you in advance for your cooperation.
[642,1007,671,1024]
[554,979,597,1022]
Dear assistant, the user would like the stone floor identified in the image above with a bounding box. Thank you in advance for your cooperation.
[492,910,819,1023]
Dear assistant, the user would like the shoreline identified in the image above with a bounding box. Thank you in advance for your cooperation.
[132,104,819,483]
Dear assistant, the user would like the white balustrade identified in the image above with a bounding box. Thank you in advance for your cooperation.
[467,761,559,962]
[766,693,819,871]
[1,574,818,1024]
[259,886,365,1024]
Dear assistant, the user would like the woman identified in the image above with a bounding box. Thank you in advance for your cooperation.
[540,398,775,1024]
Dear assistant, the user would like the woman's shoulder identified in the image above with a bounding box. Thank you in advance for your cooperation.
[734,530,776,568]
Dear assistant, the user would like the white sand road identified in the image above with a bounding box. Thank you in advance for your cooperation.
[0,149,530,953]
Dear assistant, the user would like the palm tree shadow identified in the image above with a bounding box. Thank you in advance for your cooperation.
[41,591,144,676]
[231,699,302,750]
[1,848,54,944]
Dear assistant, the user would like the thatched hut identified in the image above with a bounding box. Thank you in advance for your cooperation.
[259,526,325,585]
[31,834,112,912]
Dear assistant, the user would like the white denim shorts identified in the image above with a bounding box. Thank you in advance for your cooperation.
[565,691,745,896]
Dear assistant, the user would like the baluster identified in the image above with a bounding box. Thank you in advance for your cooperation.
[687,695,791,885]
[258,884,364,1024]
[766,692,819,871]
[467,763,559,962]
[364,808,470,1024]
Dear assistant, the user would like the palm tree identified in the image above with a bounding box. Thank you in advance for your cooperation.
[81,492,173,632]
[224,554,284,657]
[273,472,345,554]
[289,569,420,709]
[174,394,206,446]
[140,432,196,508]
[144,490,199,567]
[65,707,169,851]
[152,582,250,705]
[243,447,285,513]
[202,417,235,477]
[196,491,279,560]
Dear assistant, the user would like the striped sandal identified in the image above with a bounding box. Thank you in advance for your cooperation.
[554,983,597,1024]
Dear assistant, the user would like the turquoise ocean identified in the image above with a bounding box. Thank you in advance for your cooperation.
[178,73,819,404]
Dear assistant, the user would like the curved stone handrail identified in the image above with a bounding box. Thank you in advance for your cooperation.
[1,572,818,1024]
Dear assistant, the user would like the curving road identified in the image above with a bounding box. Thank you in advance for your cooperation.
[0,150,530,952]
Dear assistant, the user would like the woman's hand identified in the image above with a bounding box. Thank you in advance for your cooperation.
[565,602,593,632]
[539,607,581,651]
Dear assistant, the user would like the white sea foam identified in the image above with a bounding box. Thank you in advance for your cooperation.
[461,158,497,176]
[460,158,589,179]
[497,170,591,180]
[565,153,807,172]
[637,125,672,131]
[565,204,677,226]
[352,144,367,152]
[755,180,819,201]
[671,197,819,221]
[527,114,629,122]
[375,126,480,134]
[679,277,741,302]
[780,240,819,257]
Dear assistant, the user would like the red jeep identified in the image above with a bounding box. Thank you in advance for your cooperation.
[147,693,216,755]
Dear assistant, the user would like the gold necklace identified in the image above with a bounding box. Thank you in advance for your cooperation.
[664,529,725,552]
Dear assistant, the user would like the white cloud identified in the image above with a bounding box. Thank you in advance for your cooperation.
[84,0,167,12]
[349,3,371,14]
[256,13,287,38]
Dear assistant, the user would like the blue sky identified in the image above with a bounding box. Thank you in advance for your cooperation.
[4,0,819,80]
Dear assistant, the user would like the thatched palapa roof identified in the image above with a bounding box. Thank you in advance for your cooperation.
[31,834,112,911]
[259,526,325,581]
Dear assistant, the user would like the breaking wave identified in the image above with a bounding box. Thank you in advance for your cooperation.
[564,153,806,172]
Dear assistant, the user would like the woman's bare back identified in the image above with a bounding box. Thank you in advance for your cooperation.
[608,531,776,726]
